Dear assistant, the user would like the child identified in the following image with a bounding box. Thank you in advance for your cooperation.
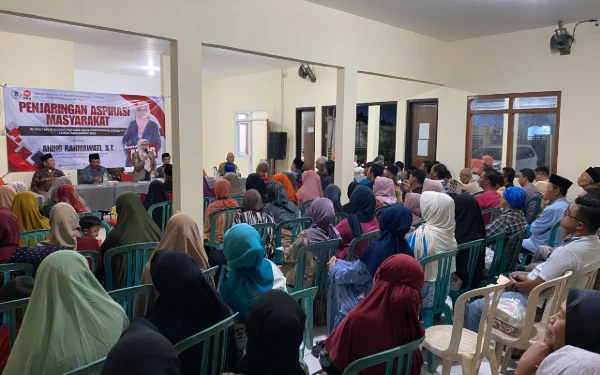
[79,215,103,245]
[0,276,35,371]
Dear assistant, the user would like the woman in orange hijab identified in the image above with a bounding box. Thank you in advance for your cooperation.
[203,179,239,245]
[272,174,298,203]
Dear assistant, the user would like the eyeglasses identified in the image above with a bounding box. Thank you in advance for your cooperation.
[563,207,589,227]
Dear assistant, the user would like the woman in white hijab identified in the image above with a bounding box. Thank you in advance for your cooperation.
[132,138,156,182]
[406,191,457,308]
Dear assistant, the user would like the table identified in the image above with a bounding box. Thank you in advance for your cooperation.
[75,182,151,211]
[206,177,246,189]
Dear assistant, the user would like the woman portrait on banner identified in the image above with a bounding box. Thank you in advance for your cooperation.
[122,101,162,167]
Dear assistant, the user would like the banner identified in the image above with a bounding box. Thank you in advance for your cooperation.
[3,87,166,172]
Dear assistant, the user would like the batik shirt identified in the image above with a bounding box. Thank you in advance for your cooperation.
[485,207,528,270]
[30,168,65,194]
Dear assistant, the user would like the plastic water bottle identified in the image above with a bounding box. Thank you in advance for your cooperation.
[102,171,108,185]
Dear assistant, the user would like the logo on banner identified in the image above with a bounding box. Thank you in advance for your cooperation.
[23,90,31,98]
[11,90,21,99]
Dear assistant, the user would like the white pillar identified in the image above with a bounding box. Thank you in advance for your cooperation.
[395,102,405,164]
[169,40,205,224]
[160,55,172,155]
[334,68,357,204]
[367,105,380,161]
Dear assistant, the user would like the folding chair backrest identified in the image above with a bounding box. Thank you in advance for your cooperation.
[147,201,174,234]
[204,197,216,214]
[342,337,425,375]
[274,217,313,247]
[482,231,508,285]
[334,212,348,226]
[0,298,29,349]
[0,263,34,285]
[291,239,341,295]
[547,221,562,247]
[481,207,501,224]
[524,196,542,224]
[456,238,486,291]
[207,207,243,250]
[372,205,392,220]
[301,200,313,217]
[174,313,238,375]
[419,249,459,316]
[251,222,276,248]
[78,211,103,220]
[202,266,219,281]
[78,250,99,274]
[103,242,159,291]
[233,196,244,206]
[347,230,380,261]
[290,286,318,356]
[413,220,425,229]
[505,230,527,272]
[62,357,106,375]
[108,284,155,321]
[553,268,598,314]
[19,229,51,247]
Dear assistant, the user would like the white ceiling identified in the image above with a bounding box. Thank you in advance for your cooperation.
[306,0,600,41]
[0,13,297,80]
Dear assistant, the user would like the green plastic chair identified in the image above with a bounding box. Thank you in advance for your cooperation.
[301,199,313,217]
[472,191,484,197]
[78,250,99,274]
[521,221,561,266]
[108,284,154,321]
[0,263,34,285]
[288,238,341,295]
[204,207,243,250]
[480,231,508,286]
[342,337,425,375]
[103,242,159,291]
[449,238,486,306]
[100,221,111,235]
[334,212,348,226]
[78,211,103,220]
[347,230,381,261]
[0,297,29,349]
[506,230,527,272]
[233,196,245,206]
[204,196,216,214]
[251,222,276,249]
[42,203,56,218]
[413,220,425,229]
[524,196,542,224]
[372,205,392,220]
[202,266,219,281]
[174,313,238,375]
[274,217,313,264]
[290,286,318,356]
[62,357,106,375]
[481,207,501,223]
[19,229,51,247]
[217,264,229,289]
[147,201,173,234]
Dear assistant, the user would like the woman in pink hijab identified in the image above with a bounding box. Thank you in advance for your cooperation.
[297,170,323,208]
[373,176,397,207]
[122,102,162,167]
[423,178,446,193]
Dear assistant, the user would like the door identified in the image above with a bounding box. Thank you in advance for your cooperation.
[405,100,438,168]
[296,108,316,170]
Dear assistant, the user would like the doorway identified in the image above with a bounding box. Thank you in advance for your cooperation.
[296,108,316,171]
[405,99,439,168]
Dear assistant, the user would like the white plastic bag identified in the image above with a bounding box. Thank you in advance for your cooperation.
[493,298,527,337]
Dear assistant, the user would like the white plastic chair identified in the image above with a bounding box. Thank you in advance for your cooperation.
[552,268,598,314]
[422,282,506,375]
[492,271,571,374]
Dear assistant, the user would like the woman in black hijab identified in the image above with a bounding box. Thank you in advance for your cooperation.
[102,319,182,375]
[245,173,268,202]
[144,250,238,374]
[237,290,308,375]
[452,194,486,289]
[143,180,170,228]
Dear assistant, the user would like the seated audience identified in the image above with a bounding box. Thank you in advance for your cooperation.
[101,192,161,289]
[459,168,482,194]
[282,171,299,192]
[233,189,276,258]
[404,192,422,224]
[102,319,182,375]
[365,163,384,189]
[219,224,286,351]
[321,160,335,190]
[465,196,600,332]
[80,214,103,244]
[291,157,304,184]
[342,182,357,214]
[297,170,323,208]
[245,173,268,202]
[30,153,65,195]
[56,185,90,213]
[143,180,170,228]
[0,276,34,372]
[359,162,372,185]
[516,289,600,375]
[265,181,298,224]
[154,152,171,179]
[394,161,405,179]
[224,172,245,197]
[431,163,464,194]
[12,192,50,233]
[403,168,425,197]
[384,164,398,182]
[282,197,340,289]
[407,192,457,308]
[107,167,125,181]
[537,346,600,375]
[373,176,397,207]
[4,251,128,374]
[234,290,308,375]
[203,179,239,246]
[499,167,516,195]
[485,187,528,270]
[423,177,446,193]
[316,156,328,179]
[534,165,551,193]
[519,168,543,221]
[577,166,600,192]
[323,184,344,213]
[475,168,503,224]
[79,153,108,184]
[0,185,16,209]
[320,254,425,375]
[327,206,412,332]
[272,174,298,203]
[44,176,89,210]
[145,251,238,374]
[131,139,156,182]
[163,164,173,193]
[218,152,239,176]
[335,185,378,260]
[256,161,270,184]
[522,174,573,254]
[421,160,434,178]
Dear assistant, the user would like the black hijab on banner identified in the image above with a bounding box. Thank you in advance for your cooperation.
[144,250,238,374]
[238,290,306,375]
[102,318,182,375]
[566,289,600,354]
[246,173,267,201]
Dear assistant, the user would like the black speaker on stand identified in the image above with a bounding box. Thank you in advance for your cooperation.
[268,131,287,175]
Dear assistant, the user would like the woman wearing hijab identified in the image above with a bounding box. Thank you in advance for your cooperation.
[342,182,358,214]
[4,251,128,374]
[225,172,245,197]
[404,192,422,225]
[219,224,286,351]
[143,180,170,228]
[233,290,308,375]
[233,189,276,258]
[131,139,156,182]
[102,319,182,375]
[101,192,161,289]
[324,184,344,213]
[373,176,398,207]
[297,170,323,208]
[320,254,425,375]
[281,197,340,289]
[43,176,91,210]
[0,185,16,209]
[245,173,268,202]
[327,206,413,332]
[272,174,298,203]
[407,191,457,308]
[145,250,238,374]
[282,171,298,192]
[203,179,239,246]
[517,289,600,375]
[452,194,486,290]
[423,178,446,193]
[335,185,378,260]
[56,184,89,213]
[264,181,298,224]
[11,191,50,233]
[122,102,162,168]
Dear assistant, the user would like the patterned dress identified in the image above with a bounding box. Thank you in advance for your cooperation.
[30,168,65,195]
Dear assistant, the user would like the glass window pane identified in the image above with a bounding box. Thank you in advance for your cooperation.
[513,96,558,109]
[512,112,556,173]
[238,122,249,156]
[236,113,249,120]
[251,111,268,119]
[471,98,509,111]
[470,114,506,171]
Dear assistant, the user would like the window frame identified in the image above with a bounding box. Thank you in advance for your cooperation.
[465,91,561,174]
[234,111,268,158]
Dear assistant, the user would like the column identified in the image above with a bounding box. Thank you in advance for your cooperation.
[367,105,380,161]
[160,55,172,154]
[395,103,405,164]
[169,39,205,224]
[334,68,357,204]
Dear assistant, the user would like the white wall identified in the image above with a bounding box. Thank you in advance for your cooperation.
[74,70,161,96]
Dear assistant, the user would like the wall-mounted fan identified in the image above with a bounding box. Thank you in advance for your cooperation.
[298,64,317,83]
[550,21,574,55]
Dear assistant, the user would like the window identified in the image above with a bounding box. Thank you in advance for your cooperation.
[235,111,267,157]
[466,92,561,174]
